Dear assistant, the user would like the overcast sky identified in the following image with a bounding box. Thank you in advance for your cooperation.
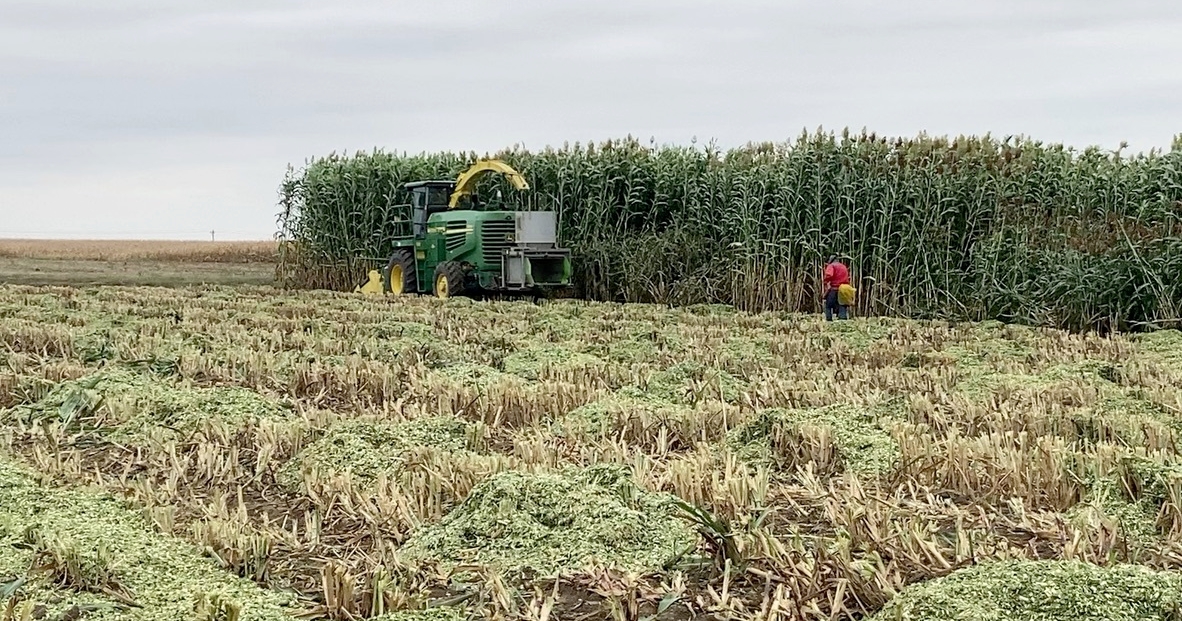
[1,1,1179,240]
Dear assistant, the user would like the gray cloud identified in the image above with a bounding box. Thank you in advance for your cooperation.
[1,0,1180,239]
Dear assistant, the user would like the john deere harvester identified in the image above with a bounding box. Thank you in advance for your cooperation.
[356,160,572,299]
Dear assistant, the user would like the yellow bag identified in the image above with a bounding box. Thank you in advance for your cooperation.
[837,284,856,306]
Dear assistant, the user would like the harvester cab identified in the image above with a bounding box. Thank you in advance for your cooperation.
[356,160,573,299]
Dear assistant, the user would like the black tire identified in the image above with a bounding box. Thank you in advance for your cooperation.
[384,249,417,295]
[433,261,466,298]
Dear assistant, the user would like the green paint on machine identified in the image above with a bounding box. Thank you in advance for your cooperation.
[381,168,573,299]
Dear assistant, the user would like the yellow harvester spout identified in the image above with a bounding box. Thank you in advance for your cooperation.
[448,159,529,208]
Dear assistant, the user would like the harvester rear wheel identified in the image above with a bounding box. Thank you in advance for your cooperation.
[384,249,417,295]
[433,261,465,299]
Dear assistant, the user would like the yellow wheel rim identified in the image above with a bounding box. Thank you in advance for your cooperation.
[435,273,449,299]
[390,265,404,295]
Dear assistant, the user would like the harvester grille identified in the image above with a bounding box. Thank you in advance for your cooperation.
[445,222,468,252]
[480,220,515,264]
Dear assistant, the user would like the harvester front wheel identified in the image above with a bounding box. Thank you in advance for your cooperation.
[384,249,417,295]
[433,261,465,299]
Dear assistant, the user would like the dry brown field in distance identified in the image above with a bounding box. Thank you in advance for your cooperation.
[0,239,277,287]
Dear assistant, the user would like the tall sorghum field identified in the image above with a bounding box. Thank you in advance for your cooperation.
[276,130,1182,332]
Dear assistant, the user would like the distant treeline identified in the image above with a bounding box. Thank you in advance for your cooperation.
[276,130,1182,332]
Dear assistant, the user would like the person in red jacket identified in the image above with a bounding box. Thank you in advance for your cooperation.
[822,255,850,321]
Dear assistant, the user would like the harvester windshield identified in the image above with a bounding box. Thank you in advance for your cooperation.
[407,182,455,237]
[426,187,451,206]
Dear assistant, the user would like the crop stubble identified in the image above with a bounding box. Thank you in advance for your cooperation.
[0,285,1181,620]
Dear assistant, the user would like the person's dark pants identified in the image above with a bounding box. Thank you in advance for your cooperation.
[825,289,849,321]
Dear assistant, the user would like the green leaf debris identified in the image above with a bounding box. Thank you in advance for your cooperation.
[279,415,484,489]
[400,465,697,574]
[0,457,298,621]
[872,560,1182,621]
[10,368,290,440]
[729,404,901,477]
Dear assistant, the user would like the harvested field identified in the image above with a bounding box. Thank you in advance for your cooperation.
[0,240,277,287]
[1,284,1181,620]
[0,239,277,263]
